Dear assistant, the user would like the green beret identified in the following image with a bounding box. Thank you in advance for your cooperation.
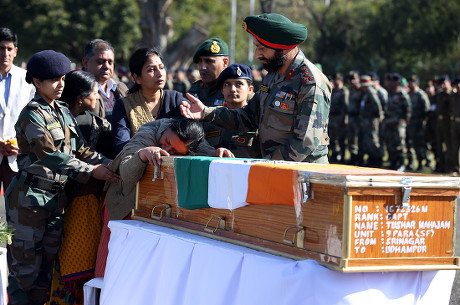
[242,13,307,49]
[193,38,229,63]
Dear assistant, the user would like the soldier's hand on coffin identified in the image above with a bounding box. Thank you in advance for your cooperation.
[92,164,120,182]
[139,146,169,168]
[180,93,206,120]
[215,147,235,158]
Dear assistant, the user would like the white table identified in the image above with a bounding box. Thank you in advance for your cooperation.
[97,220,455,305]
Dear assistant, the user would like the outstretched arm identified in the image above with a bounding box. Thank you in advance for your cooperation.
[180,93,206,120]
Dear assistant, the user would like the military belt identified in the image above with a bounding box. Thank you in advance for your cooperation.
[20,171,67,193]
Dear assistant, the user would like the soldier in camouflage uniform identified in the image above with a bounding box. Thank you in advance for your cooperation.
[434,75,453,173]
[345,71,362,165]
[450,77,460,174]
[368,72,388,160]
[215,63,259,158]
[328,73,349,163]
[382,73,412,171]
[406,75,431,171]
[358,75,383,167]
[5,50,119,305]
[188,38,229,148]
[182,14,331,162]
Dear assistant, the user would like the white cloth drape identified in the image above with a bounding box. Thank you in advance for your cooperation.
[100,220,455,305]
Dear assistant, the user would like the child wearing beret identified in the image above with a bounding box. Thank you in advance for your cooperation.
[5,50,119,305]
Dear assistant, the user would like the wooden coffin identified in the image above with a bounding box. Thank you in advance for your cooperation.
[132,156,460,272]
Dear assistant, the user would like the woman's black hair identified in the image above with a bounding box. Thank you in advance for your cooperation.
[128,47,163,94]
[169,118,205,153]
[60,70,96,107]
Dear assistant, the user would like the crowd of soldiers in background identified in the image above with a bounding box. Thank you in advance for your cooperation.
[328,71,460,175]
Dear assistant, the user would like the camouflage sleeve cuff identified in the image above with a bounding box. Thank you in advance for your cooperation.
[75,162,94,184]
[202,106,216,122]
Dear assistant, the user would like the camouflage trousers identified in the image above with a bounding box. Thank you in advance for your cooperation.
[383,119,407,167]
[328,115,347,162]
[347,115,360,156]
[407,118,427,161]
[436,119,452,172]
[359,118,382,157]
[5,176,65,305]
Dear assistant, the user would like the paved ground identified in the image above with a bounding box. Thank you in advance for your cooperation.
[0,185,459,303]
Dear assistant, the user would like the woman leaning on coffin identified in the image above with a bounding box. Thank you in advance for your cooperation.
[96,117,234,277]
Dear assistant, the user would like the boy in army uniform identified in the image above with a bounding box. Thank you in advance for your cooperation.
[215,63,259,158]
[182,13,331,162]
[6,50,119,305]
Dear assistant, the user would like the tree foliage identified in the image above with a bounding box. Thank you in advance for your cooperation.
[0,0,140,65]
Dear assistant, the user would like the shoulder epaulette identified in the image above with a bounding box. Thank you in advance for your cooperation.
[300,64,316,85]
[26,99,41,110]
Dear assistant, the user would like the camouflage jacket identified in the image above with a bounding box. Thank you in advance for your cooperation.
[347,87,362,116]
[385,88,411,124]
[203,50,332,162]
[409,88,430,119]
[360,86,383,120]
[15,94,110,184]
[330,86,349,120]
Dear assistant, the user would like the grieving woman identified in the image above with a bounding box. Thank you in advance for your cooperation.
[111,48,186,155]
[96,118,212,276]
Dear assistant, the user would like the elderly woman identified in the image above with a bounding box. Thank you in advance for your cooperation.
[111,48,186,155]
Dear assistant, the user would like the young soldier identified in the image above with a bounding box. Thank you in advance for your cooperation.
[215,63,258,158]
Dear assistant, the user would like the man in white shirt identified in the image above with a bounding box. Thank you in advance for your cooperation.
[0,27,35,192]
[82,39,128,122]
